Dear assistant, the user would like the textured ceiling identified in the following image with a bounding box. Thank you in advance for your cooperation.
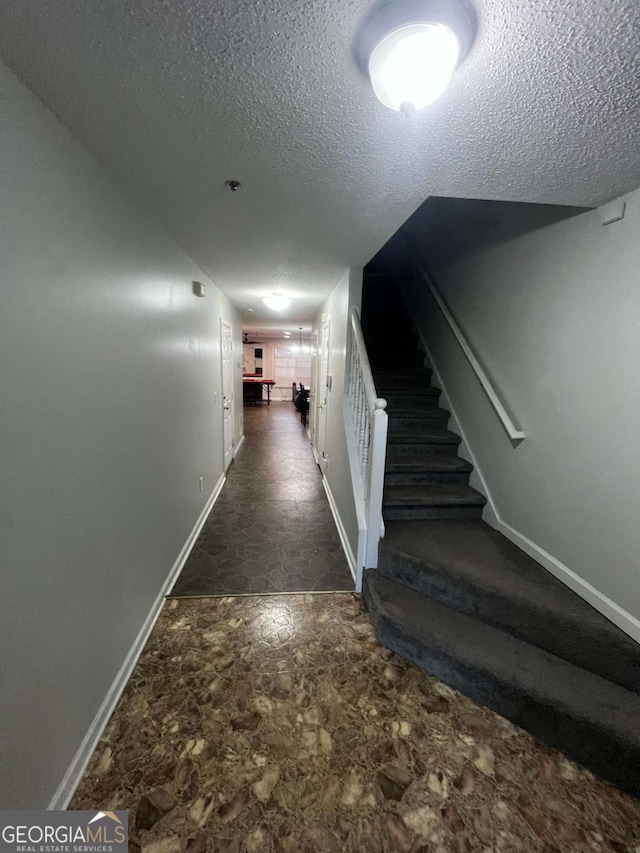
[0,0,638,326]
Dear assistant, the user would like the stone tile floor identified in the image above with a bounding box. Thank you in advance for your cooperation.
[71,594,640,852]
[170,403,353,596]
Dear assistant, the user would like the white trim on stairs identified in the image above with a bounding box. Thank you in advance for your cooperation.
[404,289,640,646]
[495,519,640,646]
[47,473,227,810]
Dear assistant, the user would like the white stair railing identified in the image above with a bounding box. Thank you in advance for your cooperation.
[348,307,388,568]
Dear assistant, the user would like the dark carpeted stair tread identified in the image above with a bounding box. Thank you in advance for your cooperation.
[363,571,640,798]
[379,387,441,398]
[388,413,451,430]
[387,429,461,445]
[385,401,444,415]
[383,484,486,519]
[387,404,449,415]
[385,453,472,473]
[384,484,486,507]
[384,453,472,485]
[370,358,426,369]
[362,272,640,796]
[372,364,431,373]
[377,378,433,389]
[375,381,434,392]
[378,520,640,694]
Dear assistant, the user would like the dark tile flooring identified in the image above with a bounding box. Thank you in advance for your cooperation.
[170,403,354,596]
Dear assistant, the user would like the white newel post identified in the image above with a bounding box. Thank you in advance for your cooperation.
[365,398,388,568]
[348,307,389,578]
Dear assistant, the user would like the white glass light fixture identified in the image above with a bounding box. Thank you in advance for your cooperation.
[369,22,460,113]
[263,292,292,311]
[355,0,475,115]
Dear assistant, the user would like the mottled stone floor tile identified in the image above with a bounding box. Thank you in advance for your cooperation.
[170,404,353,596]
[72,594,640,853]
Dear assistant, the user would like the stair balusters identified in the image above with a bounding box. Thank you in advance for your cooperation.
[348,307,388,568]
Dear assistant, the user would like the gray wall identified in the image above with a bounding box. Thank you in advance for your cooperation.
[398,191,640,633]
[314,268,363,569]
[0,60,241,807]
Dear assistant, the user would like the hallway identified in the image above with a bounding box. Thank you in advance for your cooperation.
[170,403,353,596]
[71,594,640,850]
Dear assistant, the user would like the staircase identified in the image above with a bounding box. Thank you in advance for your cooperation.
[360,274,640,798]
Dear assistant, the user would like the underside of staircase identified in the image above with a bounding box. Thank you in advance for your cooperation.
[360,273,640,798]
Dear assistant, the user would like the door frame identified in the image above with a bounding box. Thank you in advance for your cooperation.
[308,328,319,445]
[220,319,235,472]
[315,319,330,475]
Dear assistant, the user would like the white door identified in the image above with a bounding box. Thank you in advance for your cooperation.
[221,320,234,471]
[308,329,319,444]
[315,320,330,474]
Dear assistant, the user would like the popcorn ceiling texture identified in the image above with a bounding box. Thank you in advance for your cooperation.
[0,0,638,319]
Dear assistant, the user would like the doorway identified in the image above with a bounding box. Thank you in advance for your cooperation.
[308,328,319,446]
[314,319,330,475]
[221,320,234,471]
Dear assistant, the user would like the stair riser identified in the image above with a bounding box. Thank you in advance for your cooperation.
[387,442,460,457]
[370,359,426,369]
[382,394,441,406]
[389,418,450,433]
[389,411,448,422]
[362,589,640,800]
[376,383,434,393]
[372,364,431,373]
[377,551,640,694]
[385,471,471,485]
[378,385,434,395]
[387,404,446,414]
[383,505,484,521]
[386,407,444,419]
[373,367,432,375]
[365,338,417,351]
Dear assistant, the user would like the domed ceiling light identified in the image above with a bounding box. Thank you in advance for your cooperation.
[355,0,476,114]
[263,293,292,311]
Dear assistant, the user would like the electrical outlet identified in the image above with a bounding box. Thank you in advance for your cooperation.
[199,476,204,492]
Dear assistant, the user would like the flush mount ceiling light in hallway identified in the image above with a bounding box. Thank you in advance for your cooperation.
[263,292,292,311]
[355,0,476,114]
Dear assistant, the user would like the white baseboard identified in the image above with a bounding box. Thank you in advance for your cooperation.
[409,306,501,526]
[48,473,226,810]
[495,519,640,645]
[234,434,245,457]
[321,477,357,587]
[404,285,640,646]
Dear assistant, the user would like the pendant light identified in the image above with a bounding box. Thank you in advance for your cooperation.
[355,0,476,114]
